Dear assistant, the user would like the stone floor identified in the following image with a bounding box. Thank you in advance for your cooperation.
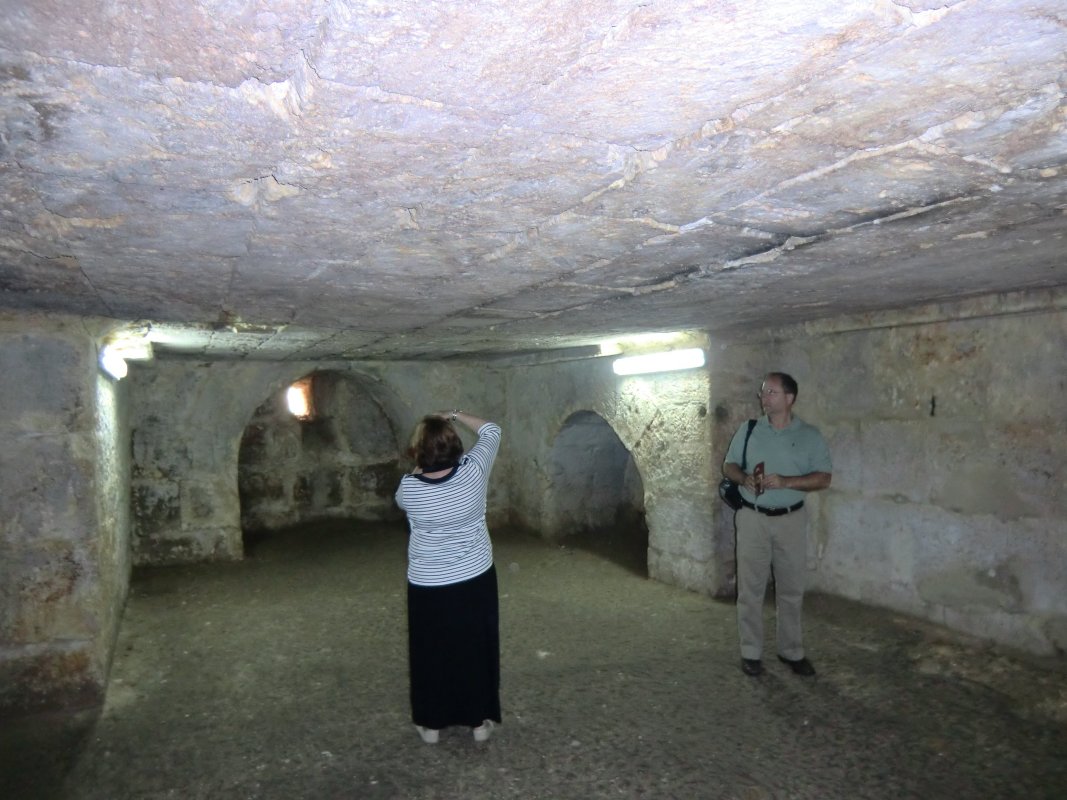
[3,521,1066,800]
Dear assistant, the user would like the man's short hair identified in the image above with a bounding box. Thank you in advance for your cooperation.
[767,371,798,399]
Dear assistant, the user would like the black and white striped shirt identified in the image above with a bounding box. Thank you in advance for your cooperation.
[395,422,501,587]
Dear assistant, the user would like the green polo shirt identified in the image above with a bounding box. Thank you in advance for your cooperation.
[724,415,832,508]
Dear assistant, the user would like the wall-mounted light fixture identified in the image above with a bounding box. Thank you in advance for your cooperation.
[611,347,705,376]
[99,335,154,380]
[99,345,129,380]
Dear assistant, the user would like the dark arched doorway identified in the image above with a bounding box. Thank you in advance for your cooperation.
[544,411,648,576]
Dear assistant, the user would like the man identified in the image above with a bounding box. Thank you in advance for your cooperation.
[722,372,832,677]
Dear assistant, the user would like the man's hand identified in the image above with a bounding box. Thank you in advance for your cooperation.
[762,472,787,490]
[769,472,832,491]
[723,462,755,491]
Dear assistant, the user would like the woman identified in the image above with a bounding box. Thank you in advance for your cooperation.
[394,409,502,744]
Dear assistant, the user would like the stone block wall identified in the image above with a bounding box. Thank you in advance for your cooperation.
[129,352,710,589]
[709,290,1067,655]
[128,359,508,562]
[130,360,322,563]
[129,360,247,564]
[0,313,130,714]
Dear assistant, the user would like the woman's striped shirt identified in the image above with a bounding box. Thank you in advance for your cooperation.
[395,422,501,587]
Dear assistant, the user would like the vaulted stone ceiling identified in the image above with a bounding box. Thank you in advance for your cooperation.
[1,0,1065,361]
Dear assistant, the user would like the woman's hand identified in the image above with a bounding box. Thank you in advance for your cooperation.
[435,410,491,430]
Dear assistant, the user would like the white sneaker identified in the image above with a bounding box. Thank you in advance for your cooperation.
[415,725,439,744]
[472,720,494,742]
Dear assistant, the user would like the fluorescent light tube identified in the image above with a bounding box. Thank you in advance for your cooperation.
[612,347,705,376]
[99,346,128,380]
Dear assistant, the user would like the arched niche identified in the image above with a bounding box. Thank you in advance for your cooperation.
[544,410,648,575]
[238,370,405,541]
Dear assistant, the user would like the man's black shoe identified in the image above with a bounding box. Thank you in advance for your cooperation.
[778,656,816,676]
[741,658,763,676]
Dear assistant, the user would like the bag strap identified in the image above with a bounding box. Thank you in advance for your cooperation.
[740,419,756,470]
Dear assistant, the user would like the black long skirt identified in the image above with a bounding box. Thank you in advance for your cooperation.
[407,565,501,730]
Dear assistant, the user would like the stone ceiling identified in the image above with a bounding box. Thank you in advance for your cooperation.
[1,0,1065,362]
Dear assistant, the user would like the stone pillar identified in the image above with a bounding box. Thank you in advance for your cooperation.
[128,360,293,564]
[0,313,130,714]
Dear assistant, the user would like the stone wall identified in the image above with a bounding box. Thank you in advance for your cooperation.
[709,290,1067,655]
[129,353,711,587]
[4,289,1063,723]
[128,360,508,563]
[0,313,130,714]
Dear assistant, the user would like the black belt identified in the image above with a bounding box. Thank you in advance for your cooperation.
[740,499,804,517]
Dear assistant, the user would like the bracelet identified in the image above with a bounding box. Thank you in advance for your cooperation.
[450,409,459,421]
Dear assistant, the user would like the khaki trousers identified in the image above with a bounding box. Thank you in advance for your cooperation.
[736,505,808,661]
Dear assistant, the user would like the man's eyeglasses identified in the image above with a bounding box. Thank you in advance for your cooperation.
[758,388,781,397]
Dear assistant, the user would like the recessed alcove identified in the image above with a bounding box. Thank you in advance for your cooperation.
[543,410,649,576]
[237,370,405,547]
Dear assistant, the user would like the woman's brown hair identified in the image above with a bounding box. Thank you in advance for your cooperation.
[409,416,464,470]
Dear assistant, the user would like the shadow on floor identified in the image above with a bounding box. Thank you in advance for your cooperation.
[553,515,650,578]
[4,521,1066,799]
[0,708,98,800]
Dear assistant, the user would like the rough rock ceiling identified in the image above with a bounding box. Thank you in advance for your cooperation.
[1,0,1065,361]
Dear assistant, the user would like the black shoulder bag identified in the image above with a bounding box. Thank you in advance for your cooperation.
[718,419,756,510]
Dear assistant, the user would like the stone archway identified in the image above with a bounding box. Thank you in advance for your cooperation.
[544,410,648,575]
[238,370,405,542]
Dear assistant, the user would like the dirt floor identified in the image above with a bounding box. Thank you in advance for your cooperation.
[3,521,1066,800]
